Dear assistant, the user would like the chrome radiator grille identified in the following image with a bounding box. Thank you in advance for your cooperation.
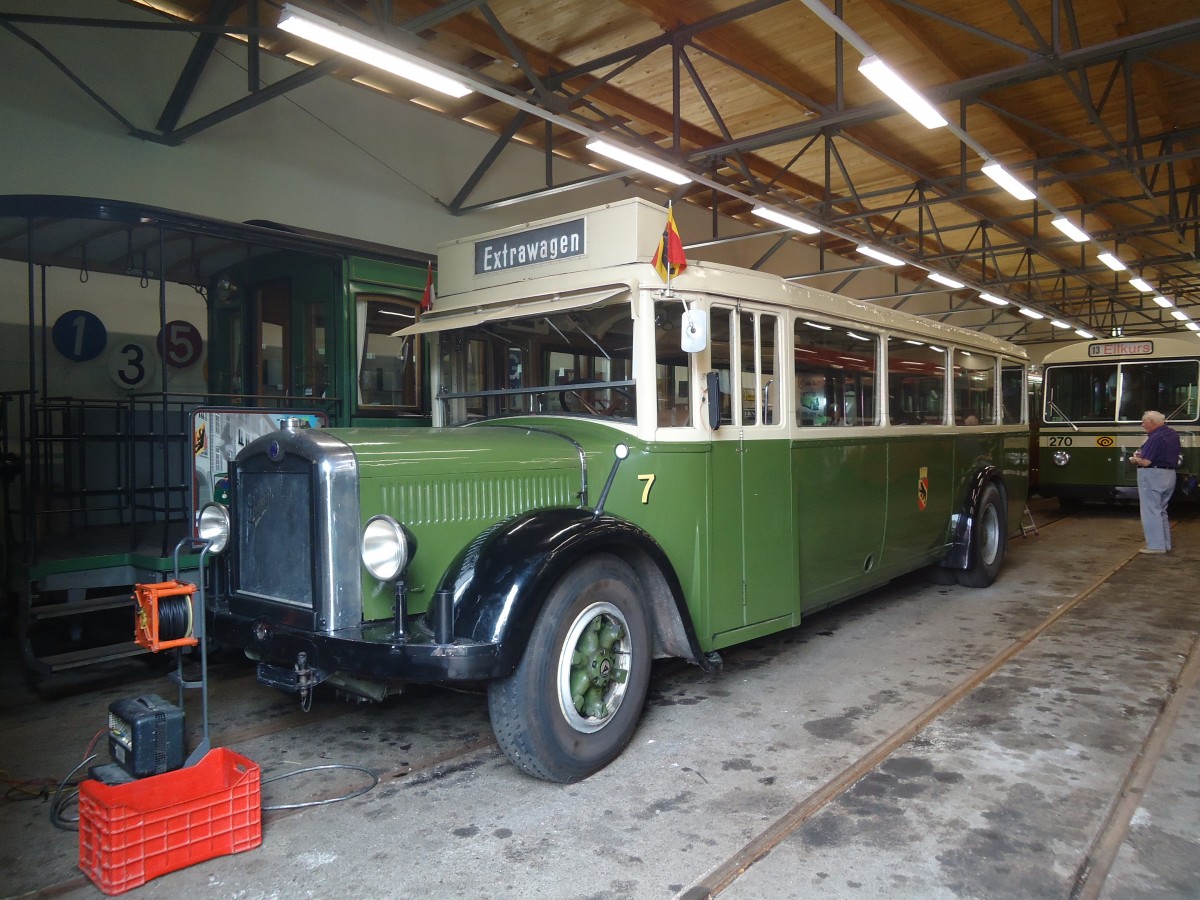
[236,463,315,608]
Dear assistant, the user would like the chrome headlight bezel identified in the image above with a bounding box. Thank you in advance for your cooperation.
[360,515,414,582]
[197,502,231,554]
[1052,450,1070,466]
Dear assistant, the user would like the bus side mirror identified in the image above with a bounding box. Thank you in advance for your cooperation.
[706,370,721,431]
[681,308,707,353]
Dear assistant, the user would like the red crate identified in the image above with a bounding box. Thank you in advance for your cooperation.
[78,748,262,895]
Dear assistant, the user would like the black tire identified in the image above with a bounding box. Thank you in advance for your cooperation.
[923,564,959,585]
[487,554,651,783]
[956,482,1006,587]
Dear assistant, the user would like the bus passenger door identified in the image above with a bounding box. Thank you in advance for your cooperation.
[708,308,797,641]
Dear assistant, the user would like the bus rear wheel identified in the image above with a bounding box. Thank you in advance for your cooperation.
[487,554,651,783]
[956,482,1006,588]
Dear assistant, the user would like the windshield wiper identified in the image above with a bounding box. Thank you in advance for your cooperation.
[1047,396,1080,431]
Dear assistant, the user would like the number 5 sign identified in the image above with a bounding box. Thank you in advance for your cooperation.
[157,320,203,368]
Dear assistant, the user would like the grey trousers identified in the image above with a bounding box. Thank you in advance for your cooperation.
[1136,467,1176,551]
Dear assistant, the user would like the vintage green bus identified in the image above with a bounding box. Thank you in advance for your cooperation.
[1037,335,1199,505]
[201,199,1030,782]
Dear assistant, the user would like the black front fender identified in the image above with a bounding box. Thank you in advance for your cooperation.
[941,465,1004,569]
[431,508,704,678]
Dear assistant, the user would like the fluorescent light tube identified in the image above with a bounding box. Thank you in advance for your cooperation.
[1018,307,1045,319]
[857,244,905,266]
[278,4,473,98]
[752,205,821,235]
[858,56,947,129]
[1186,322,1200,332]
[1170,310,1189,321]
[927,272,965,289]
[1097,252,1127,271]
[1075,329,1094,338]
[1153,295,1173,308]
[1051,217,1090,242]
[803,321,832,330]
[1050,319,1070,329]
[979,293,1009,306]
[585,139,692,185]
[981,162,1036,202]
[1129,277,1154,292]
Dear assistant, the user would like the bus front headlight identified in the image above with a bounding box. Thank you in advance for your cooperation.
[361,515,417,582]
[1052,450,1070,466]
[197,502,230,554]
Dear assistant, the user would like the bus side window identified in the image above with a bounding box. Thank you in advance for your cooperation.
[953,349,996,424]
[888,337,946,425]
[795,319,877,426]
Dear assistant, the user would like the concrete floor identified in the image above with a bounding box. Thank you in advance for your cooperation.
[1,497,1197,899]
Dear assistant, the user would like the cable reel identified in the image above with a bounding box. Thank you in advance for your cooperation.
[133,580,200,652]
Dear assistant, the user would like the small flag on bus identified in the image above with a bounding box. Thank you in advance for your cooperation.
[652,205,688,283]
[421,261,436,312]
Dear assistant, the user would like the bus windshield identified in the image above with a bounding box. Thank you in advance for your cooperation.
[434,297,648,426]
[1044,359,1200,423]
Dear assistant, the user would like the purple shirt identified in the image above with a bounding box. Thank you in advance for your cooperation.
[1139,424,1181,469]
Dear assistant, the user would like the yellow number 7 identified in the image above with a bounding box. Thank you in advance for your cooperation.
[637,473,656,504]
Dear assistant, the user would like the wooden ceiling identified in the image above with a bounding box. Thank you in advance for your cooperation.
[9,0,1200,343]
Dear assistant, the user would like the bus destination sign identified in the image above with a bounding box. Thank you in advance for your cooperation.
[1088,340,1153,358]
[475,218,586,275]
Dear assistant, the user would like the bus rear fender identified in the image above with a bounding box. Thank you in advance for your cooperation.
[941,465,1006,569]
[430,508,709,678]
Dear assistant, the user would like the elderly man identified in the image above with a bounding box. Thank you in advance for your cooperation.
[1129,410,1182,554]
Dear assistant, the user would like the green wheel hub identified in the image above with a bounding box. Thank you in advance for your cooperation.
[558,601,632,733]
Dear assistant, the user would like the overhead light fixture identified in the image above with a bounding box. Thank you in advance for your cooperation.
[1129,277,1154,292]
[585,139,692,185]
[857,244,905,266]
[979,293,1009,306]
[752,205,821,235]
[927,272,965,289]
[1051,217,1090,242]
[1075,329,1094,338]
[803,321,832,330]
[1018,307,1045,319]
[1170,310,1190,321]
[857,56,947,129]
[1187,322,1200,332]
[1050,319,1071,329]
[846,331,872,341]
[1153,295,1174,308]
[277,3,473,98]
[1097,252,1127,271]
[981,161,1036,202]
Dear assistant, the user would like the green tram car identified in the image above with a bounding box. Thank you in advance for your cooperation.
[200,199,1031,782]
[0,195,432,673]
[1037,335,1200,506]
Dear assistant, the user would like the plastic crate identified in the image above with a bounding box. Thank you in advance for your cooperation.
[78,748,262,895]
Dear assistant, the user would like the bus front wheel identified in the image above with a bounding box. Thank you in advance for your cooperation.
[487,554,651,783]
[956,482,1006,588]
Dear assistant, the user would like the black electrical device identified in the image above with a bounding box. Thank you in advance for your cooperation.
[108,694,186,778]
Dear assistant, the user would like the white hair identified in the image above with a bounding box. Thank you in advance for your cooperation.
[1142,410,1166,426]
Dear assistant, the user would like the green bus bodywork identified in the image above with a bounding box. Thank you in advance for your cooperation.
[204,199,1030,782]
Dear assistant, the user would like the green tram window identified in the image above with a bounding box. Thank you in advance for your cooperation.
[739,312,779,425]
[888,337,946,425]
[1001,363,1026,425]
[794,320,877,426]
[356,295,423,413]
[953,350,996,425]
[258,282,291,398]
